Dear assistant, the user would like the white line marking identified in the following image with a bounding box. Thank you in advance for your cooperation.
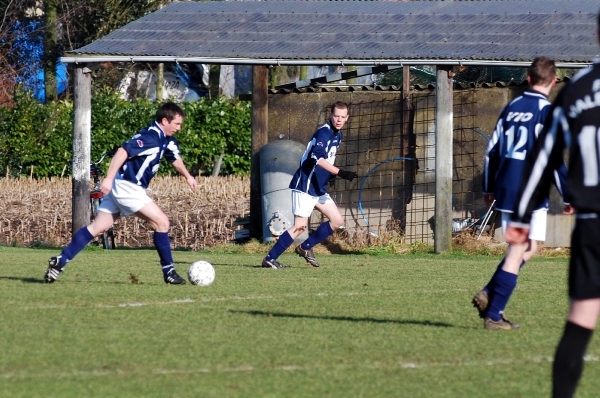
[16,289,470,310]
[2,356,598,380]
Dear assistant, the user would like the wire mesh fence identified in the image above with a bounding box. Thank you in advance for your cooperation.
[321,89,490,244]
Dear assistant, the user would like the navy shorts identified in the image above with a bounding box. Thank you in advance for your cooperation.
[569,215,600,300]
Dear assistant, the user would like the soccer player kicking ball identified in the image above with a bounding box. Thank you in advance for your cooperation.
[472,57,572,330]
[261,101,357,269]
[507,12,600,396]
[44,102,197,285]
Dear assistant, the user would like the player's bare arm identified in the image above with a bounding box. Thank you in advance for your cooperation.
[171,158,197,192]
[100,147,128,196]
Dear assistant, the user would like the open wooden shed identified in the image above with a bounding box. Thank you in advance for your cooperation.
[60,0,599,252]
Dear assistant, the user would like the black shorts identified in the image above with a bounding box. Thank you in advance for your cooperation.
[569,215,600,300]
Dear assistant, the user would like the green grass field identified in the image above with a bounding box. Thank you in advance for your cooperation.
[1,245,599,398]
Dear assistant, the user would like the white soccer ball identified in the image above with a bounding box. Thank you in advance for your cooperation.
[187,260,215,286]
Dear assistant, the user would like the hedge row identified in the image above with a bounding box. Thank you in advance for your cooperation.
[0,87,252,177]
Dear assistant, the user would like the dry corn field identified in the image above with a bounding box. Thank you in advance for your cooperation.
[0,176,250,250]
[0,177,511,253]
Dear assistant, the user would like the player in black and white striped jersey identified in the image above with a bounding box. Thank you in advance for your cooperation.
[506,11,600,397]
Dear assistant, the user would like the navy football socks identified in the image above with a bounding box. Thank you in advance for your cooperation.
[154,231,174,274]
[484,258,525,294]
[301,222,334,250]
[266,230,294,261]
[483,258,505,293]
[486,269,518,321]
[58,227,94,268]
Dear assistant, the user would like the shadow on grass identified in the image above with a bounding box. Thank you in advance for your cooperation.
[0,276,45,284]
[170,260,260,269]
[0,276,155,286]
[10,244,195,252]
[205,262,264,268]
[321,240,363,255]
[230,309,454,328]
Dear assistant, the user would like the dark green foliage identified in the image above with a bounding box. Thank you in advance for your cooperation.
[90,86,157,164]
[0,87,252,177]
[0,87,73,177]
[376,65,530,87]
[178,97,252,176]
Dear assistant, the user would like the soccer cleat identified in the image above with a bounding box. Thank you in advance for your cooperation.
[295,245,320,267]
[472,289,489,319]
[262,257,287,269]
[163,269,186,285]
[44,256,62,283]
[484,317,520,330]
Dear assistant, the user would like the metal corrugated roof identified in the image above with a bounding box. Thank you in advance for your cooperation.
[267,79,546,95]
[62,0,599,67]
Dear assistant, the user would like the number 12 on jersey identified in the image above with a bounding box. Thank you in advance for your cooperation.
[505,125,528,160]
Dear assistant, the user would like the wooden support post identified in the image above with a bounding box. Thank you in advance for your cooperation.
[157,62,164,100]
[72,65,92,234]
[346,66,357,85]
[250,65,269,239]
[434,65,454,254]
[299,65,308,81]
[403,66,411,95]
[402,66,411,157]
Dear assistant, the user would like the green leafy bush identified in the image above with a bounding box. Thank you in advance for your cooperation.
[0,88,73,177]
[178,97,252,176]
[0,87,251,177]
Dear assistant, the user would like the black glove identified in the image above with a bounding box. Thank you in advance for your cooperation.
[337,169,358,182]
[328,174,337,187]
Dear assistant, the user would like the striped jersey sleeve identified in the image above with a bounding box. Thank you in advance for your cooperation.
[512,62,600,225]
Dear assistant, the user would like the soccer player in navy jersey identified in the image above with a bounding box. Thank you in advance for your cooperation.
[507,13,600,396]
[472,57,573,329]
[44,102,197,285]
[262,101,357,269]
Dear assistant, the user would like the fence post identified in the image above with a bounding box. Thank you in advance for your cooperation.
[434,65,454,254]
[72,65,92,234]
[251,65,269,240]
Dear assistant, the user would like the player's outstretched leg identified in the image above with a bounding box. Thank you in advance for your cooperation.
[472,258,505,317]
[262,257,288,269]
[295,245,320,268]
[472,289,489,319]
[472,259,526,320]
[154,231,186,284]
[163,269,186,284]
[44,227,94,283]
[44,256,63,283]
[483,270,520,330]
[261,231,292,269]
[295,221,334,268]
